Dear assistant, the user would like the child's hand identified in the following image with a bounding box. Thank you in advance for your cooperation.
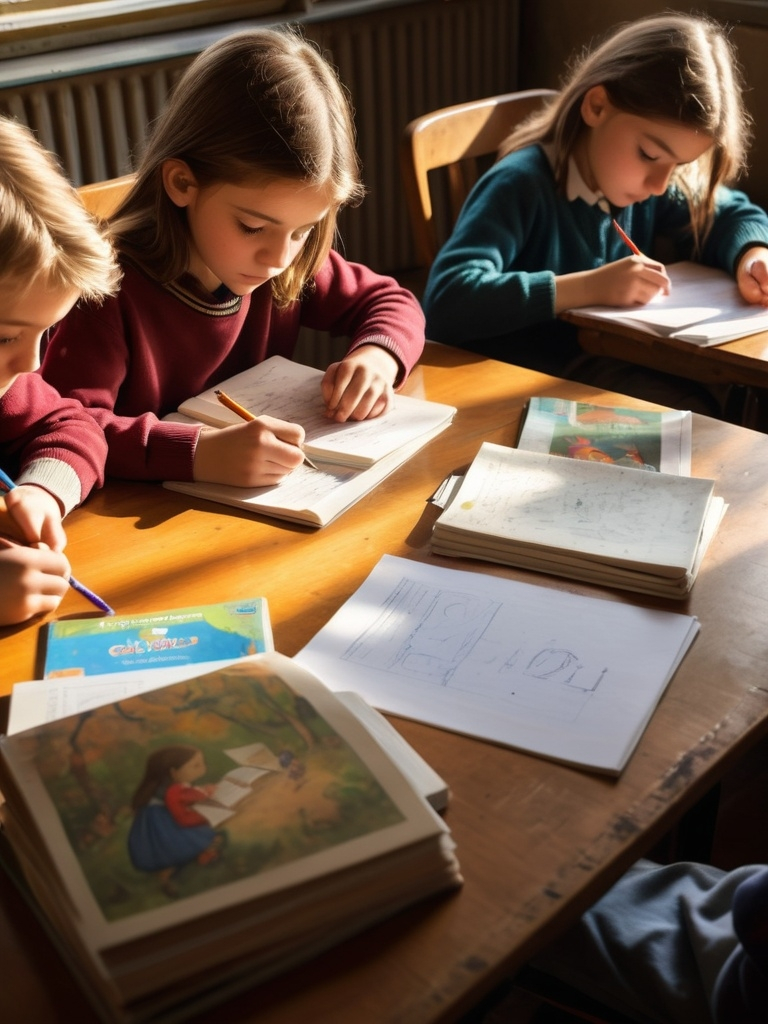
[556,256,670,312]
[193,415,306,487]
[736,247,768,306]
[3,484,66,551]
[0,539,71,626]
[321,345,399,422]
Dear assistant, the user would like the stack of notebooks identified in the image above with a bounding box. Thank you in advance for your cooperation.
[0,650,459,1023]
[431,435,724,599]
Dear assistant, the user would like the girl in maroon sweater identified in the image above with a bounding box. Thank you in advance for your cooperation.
[43,27,426,485]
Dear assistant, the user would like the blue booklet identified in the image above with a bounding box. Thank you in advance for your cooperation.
[40,598,272,678]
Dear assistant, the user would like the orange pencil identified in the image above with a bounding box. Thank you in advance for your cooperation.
[214,388,256,421]
[214,389,319,470]
[612,218,642,256]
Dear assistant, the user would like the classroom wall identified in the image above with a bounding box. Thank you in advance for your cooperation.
[517,0,768,211]
[0,0,520,279]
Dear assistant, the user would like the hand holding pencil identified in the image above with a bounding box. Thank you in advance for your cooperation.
[215,390,318,470]
[556,218,670,312]
[0,532,73,626]
[0,476,114,621]
[192,393,315,488]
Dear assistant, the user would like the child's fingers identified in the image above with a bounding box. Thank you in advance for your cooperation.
[740,258,768,305]
[320,361,352,414]
[321,365,395,421]
[3,485,66,548]
[256,415,305,450]
[38,517,67,552]
[632,256,670,294]
[196,417,306,486]
[0,498,27,542]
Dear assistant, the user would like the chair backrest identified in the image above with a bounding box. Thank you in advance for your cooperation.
[400,89,557,271]
[77,173,136,219]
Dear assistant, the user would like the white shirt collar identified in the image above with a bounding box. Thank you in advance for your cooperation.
[541,143,611,213]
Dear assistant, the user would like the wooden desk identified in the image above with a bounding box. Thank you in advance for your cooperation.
[3,342,768,1024]
[564,310,768,427]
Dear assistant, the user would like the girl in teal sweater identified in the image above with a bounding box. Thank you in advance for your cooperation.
[423,13,768,411]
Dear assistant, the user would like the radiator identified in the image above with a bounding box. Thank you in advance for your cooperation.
[0,0,518,362]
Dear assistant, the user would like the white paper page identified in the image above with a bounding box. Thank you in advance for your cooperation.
[179,355,455,465]
[295,555,699,774]
[7,658,255,735]
[570,261,768,342]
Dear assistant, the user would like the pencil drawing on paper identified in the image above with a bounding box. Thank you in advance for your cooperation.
[341,576,607,721]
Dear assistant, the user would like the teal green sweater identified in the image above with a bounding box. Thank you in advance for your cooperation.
[423,144,768,369]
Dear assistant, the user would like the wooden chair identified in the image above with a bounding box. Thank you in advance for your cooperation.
[400,89,557,276]
[77,172,136,219]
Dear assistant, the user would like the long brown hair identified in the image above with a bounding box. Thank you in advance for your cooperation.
[499,14,751,255]
[111,27,364,307]
[131,745,201,810]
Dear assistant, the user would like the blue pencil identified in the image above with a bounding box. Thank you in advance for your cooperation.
[0,465,115,616]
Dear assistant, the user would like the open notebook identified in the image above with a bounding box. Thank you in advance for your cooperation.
[175,355,456,469]
[567,261,768,346]
[164,357,455,527]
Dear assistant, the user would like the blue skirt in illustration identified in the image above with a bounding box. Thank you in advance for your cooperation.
[128,802,216,872]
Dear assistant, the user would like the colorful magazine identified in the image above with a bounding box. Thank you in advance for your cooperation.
[40,598,272,679]
[516,396,692,475]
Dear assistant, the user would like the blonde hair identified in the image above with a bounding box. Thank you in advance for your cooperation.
[499,13,751,255]
[111,26,365,307]
[0,116,120,299]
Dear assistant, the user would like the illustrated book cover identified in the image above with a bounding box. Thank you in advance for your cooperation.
[7,676,449,813]
[39,598,273,679]
[516,396,692,475]
[0,653,460,1023]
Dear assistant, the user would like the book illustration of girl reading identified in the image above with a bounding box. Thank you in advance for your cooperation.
[128,745,225,898]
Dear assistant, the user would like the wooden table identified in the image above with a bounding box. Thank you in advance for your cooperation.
[3,342,768,1024]
[563,311,768,426]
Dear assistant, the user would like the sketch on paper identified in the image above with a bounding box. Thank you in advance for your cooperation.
[341,576,607,722]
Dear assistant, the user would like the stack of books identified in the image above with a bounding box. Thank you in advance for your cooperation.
[431,440,724,598]
[0,653,460,1023]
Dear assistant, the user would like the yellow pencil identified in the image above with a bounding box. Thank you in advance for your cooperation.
[215,388,256,421]
[214,389,319,470]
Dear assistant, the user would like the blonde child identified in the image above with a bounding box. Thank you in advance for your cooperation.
[0,117,119,626]
[42,27,426,486]
[422,13,768,412]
